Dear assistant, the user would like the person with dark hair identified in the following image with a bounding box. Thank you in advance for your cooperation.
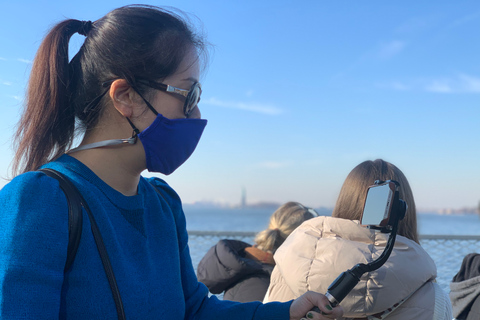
[264,159,452,319]
[0,5,342,320]
[450,253,480,320]
[197,202,317,302]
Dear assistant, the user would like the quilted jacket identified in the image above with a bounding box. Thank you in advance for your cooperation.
[265,216,452,320]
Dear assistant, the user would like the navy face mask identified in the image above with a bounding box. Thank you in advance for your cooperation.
[131,87,207,175]
[137,113,207,174]
[69,92,207,175]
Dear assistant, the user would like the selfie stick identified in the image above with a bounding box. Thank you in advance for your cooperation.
[311,191,407,313]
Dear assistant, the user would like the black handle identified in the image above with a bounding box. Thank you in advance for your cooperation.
[310,269,360,314]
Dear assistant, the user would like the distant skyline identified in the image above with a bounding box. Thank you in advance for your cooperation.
[1,1,479,210]
[188,188,479,215]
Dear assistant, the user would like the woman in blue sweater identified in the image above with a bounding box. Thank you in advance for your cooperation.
[0,5,342,320]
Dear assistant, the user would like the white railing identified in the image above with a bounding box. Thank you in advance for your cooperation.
[188,231,480,294]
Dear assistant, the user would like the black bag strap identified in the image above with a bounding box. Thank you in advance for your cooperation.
[151,183,167,202]
[39,168,126,320]
[39,168,83,272]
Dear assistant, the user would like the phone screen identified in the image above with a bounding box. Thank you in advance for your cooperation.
[361,182,394,227]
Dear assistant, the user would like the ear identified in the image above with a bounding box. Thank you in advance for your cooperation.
[109,79,137,118]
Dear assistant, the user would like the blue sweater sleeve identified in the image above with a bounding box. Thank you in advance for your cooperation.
[148,178,292,320]
[0,172,69,319]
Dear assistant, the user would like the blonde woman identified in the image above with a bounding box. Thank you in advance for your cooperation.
[265,159,453,320]
[197,202,317,302]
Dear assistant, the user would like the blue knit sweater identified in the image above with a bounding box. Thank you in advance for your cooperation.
[0,155,291,319]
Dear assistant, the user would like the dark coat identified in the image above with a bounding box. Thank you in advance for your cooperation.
[196,239,274,302]
[450,253,480,320]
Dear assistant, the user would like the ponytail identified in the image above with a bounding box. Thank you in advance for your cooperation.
[12,20,89,175]
[255,201,317,253]
[255,228,284,253]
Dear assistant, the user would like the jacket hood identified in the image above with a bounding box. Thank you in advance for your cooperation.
[197,239,273,294]
[450,253,480,318]
[270,216,437,318]
[450,276,480,318]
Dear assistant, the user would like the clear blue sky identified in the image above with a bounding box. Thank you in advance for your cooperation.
[1,1,479,210]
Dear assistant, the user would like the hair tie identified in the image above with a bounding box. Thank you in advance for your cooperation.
[78,20,93,37]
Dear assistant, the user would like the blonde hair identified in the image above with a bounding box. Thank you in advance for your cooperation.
[255,201,317,253]
[332,159,419,243]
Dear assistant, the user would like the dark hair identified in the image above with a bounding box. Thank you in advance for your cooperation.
[331,159,419,243]
[12,5,207,175]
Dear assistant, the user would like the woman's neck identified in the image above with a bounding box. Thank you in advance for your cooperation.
[69,144,144,196]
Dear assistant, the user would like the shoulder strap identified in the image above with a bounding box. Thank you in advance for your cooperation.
[39,168,126,320]
[150,181,167,202]
[39,168,82,272]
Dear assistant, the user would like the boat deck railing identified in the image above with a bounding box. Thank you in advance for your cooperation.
[188,231,480,294]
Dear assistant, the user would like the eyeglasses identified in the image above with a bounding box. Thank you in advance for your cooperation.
[307,207,319,217]
[83,79,202,118]
[298,203,319,217]
[139,79,202,117]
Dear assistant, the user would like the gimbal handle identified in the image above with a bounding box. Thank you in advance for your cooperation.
[311,197,406,313]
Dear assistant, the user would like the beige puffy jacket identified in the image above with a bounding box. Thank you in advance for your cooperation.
[265,216,452,320]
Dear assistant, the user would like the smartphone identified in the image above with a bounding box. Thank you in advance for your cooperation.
[360,180,397,228]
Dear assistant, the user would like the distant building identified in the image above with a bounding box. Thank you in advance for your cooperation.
[241,187,246,209]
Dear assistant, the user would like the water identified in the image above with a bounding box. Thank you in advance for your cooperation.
[417,212,480,235]
[184,205,480,295]
[184,205,480,235]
